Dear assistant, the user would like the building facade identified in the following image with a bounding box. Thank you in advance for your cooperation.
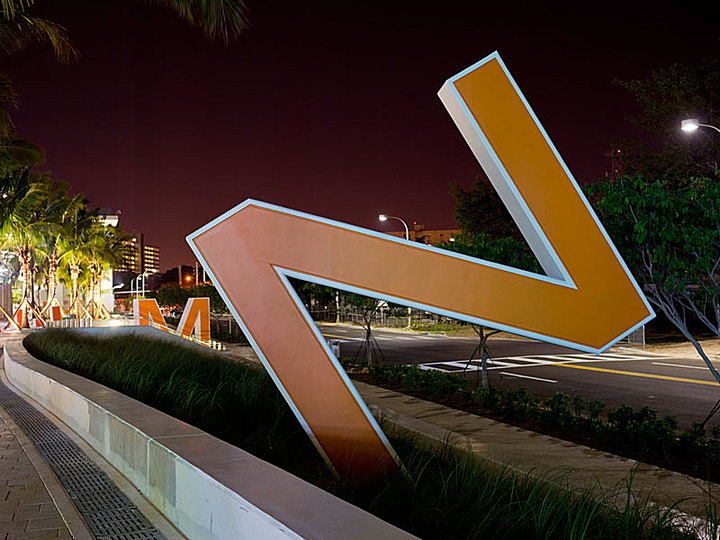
[384,224,461,246]
[116,232,161,275]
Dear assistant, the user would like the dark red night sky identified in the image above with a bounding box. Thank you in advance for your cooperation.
[4,1,718,270]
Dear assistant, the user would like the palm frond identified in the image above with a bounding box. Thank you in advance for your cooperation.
[1,1,33,20]
[0,138,43,173]
[0,14,78,62]
[145,0,249,43]
[0,73,18,140]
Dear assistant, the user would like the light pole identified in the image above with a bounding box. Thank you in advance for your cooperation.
[378,214,410,241]
[378,213,412,329]
[681,119,720,135]
[130,275,140,299]
[139,271,151,298]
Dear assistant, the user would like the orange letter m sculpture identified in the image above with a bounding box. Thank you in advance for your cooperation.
[187,52,654,479]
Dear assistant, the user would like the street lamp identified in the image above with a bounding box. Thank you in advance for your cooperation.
[378,213,412,329]
[681,119,720,135]
[137,270,151,298]
[378,214,410,241]
[130,275,140,299]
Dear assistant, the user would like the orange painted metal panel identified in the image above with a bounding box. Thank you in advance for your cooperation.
[187,53,654,478]
[133,298,168,330]
[177,297,211,342]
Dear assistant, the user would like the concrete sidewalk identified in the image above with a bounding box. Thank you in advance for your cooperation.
[0,408,72,539]
[356,380,718,517]
[228,339,720,516]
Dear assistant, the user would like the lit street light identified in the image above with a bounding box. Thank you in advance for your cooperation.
[681,118,720,135]
[378,214,410,241]
[378,213,412,328]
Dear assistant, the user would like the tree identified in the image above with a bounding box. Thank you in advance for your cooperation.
[613,59,719,183]
[442,177,546,386]
[448,176,540,274]
[438,232,540,274]
[586,176,720,388]
[0,7,77,62]
[0,175,62,325]
[344,293,384,366]
[27,180,83,315]
[0,75,43,176]
[1,0,248,59]
[84,220,132,318]
[462,325,500,388]
[449,176,523,241]
[59,207,96,315]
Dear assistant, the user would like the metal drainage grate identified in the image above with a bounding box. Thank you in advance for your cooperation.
[0,381,166,540]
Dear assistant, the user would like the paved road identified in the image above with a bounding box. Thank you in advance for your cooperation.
[318,324,720,428]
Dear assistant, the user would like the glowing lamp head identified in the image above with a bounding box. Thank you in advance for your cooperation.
[185,275,192,282]
[378,214,388,222]
[681,119,700,133]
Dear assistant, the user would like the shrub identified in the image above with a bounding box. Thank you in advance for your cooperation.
[401,364,423,392]
[23,329,712,539]
[422,369,468,399]
[542,392,573,427]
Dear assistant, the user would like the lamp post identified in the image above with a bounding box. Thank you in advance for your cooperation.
[681,119,720,135]
[378,214,410,241]
[139,270,151,298]
[130,275,140,300]
[378,213,412,329]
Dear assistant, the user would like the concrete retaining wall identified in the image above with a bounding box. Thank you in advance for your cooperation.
[3,335,413,540]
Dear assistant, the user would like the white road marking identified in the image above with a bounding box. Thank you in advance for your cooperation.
[499,372,557,384]
[414,351,662,373]
[614,346,664,356]
[652,362,708,370]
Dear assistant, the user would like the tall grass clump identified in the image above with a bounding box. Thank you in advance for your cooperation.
[351,430,696,539]
[23,329,327,480]
[23,330,707,539]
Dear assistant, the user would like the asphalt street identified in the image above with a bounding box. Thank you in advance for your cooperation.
[318,323,720,428]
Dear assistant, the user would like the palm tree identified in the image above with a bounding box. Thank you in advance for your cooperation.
[83,220,133,319]
[0,175,57,326]
[61,209,95,317]
[0,6,77,62]
[0,75,43,177]
[34,189,87,317]
[1,0,248,60]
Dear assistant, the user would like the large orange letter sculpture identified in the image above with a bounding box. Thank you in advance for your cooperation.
[133,298,167,329]
[187,52,654,478]
[177,298,211,342]
[133,298,211,342]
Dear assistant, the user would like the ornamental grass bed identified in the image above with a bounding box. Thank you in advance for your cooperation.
[23,329,717,539]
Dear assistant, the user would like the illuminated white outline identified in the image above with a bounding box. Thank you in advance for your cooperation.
[186,52,655,470]
[176,297,210,340]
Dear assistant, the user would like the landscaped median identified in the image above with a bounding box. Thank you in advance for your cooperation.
[4,330,413,540]
[7,327,718,539]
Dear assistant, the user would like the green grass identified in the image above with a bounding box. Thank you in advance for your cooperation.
[23,329,710,539]
[23,329,325,481]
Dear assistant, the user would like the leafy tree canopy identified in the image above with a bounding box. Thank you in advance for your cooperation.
[449,176,522,241]
[438,232,540,275]
[613,58,719,183]
[150,283,229,314]
[446,176,539,273]
[586,176,720,382]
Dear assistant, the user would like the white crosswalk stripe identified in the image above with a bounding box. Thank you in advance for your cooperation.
[416,350,660,373]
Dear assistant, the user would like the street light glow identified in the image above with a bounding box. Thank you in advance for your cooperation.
[378,214,388,222]
[681,119,700,132]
